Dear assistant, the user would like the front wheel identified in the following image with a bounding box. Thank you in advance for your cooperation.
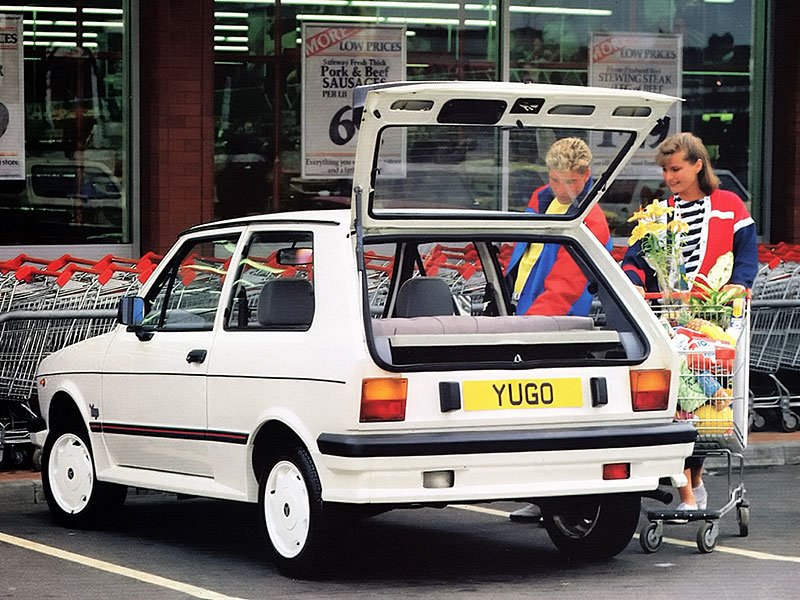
[542,494,641,560]
[258,444,339,578]
[42,427,126,527]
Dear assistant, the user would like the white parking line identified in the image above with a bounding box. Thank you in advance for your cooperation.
[0,532,246,600]
[448,505,800,564]
[637,534,800,563]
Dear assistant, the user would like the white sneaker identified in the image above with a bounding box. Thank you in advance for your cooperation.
[509,503,542,522]
[693,484,708,510]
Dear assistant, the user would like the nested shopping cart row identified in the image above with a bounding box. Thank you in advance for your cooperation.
[0,253,161,403]
[748,248,800,432]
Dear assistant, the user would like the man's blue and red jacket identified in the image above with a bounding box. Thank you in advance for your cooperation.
[505,180,612,316]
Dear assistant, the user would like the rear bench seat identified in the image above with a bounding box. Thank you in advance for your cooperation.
[371,314,595,337]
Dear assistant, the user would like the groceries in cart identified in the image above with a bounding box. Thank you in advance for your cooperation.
[661,300,747,440]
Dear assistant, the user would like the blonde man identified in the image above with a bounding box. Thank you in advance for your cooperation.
[506,137,611,316]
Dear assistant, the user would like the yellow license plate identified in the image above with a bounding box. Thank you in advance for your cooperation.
[463,378,583,411]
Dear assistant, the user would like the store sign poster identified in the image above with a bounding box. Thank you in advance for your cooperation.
[589,33,682,171]
[0,14,24,180]
[302,24,405,178]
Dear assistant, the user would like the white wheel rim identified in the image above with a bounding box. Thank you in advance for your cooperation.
[264,460,310,558]
[48,433,94,515]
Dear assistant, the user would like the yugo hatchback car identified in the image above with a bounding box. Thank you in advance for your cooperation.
[35,81,696,577]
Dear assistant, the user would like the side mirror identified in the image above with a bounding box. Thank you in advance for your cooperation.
[118,296,145,326]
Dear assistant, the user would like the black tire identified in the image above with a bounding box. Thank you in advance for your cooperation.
[696,521,718,553]
[749,408,766,432]
[41,425,127,528]
[781,410,800,432]
[258,443,339,578]
[638,521,663,554]
[542,494,640,560]
[737,506,750,537]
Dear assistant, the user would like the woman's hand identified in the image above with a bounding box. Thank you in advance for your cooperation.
[721,283,746,295]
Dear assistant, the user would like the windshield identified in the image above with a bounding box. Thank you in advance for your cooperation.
[370,125,636,218]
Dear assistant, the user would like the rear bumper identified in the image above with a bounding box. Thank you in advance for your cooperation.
[316,422,696,504]
[317,421,696,457]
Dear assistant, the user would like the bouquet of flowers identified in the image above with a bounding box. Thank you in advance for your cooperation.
[628,199,745,324]
[627,199,688,297]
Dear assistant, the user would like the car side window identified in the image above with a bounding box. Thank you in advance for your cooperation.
[226,232,314,330]
[143,235,239,331]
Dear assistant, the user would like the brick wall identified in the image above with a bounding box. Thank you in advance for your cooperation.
[138,0,214,254]
[772,1,800,243]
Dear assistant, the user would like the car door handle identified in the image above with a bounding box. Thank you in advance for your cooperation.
[186,349,207,364]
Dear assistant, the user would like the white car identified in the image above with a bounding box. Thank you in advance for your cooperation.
[35,82,695,578]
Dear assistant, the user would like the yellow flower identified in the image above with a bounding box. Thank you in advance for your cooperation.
[667,219,689,234]
[628,221,666,245]
[628,223,647,245]
[644,199,673,218]
[627,207,648,222]
[643,221,667,235]
[627,199,674,223]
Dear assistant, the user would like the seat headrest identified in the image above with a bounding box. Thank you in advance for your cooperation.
[395,276,455,317]
[257,278,314,326]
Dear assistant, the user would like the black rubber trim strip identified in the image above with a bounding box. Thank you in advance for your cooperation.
[317,421,697,458]
[89,422,248,444]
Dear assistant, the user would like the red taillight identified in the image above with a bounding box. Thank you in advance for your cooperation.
[603,463,631,480]
[630,369,671,411]
[360,378,407,422]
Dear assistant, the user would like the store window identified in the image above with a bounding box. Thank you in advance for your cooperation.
[0,1,128,246]
[509,0,756,239]
[213,0,761,239]
[213,0,499,220]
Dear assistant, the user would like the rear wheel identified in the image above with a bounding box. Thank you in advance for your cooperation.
[42,426,126,527]
[542,494,640,560]
[258,443,339,578]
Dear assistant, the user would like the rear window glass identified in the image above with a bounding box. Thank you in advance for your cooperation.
[364,239,646,369]
[370,125,635,218]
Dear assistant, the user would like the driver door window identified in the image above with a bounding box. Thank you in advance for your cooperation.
[144,236,238,330]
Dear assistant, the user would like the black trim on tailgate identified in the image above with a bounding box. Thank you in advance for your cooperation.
[317,422,697,458]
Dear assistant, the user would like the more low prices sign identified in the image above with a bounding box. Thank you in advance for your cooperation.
[302,24,405,178]
[0,14,24,180]
[589,32,682,171]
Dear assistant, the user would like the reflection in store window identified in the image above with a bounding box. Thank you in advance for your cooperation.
[210,0,758,239]
[0,1,127,246]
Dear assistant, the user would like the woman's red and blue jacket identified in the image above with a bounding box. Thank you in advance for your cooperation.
[622,189,758,291]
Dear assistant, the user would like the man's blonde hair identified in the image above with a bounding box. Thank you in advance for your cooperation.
[545,137,592,173]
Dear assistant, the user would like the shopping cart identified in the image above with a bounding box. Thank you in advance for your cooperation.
[0,253,159,468]
[747,255,800,432]
[638,294,751,554]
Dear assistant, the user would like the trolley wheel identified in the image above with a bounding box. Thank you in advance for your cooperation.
[737,506,750,537]
[780,411,800,432]
[638,522,663,554]
[749,409,766,432]
[696,521,718,553]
